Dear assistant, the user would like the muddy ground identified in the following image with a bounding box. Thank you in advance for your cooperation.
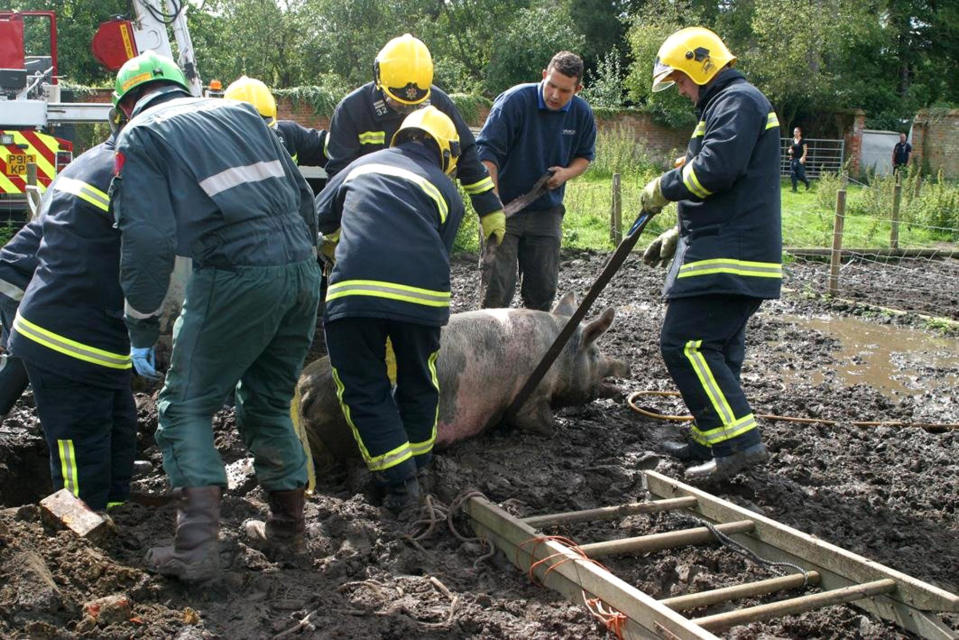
[0,251,956,639]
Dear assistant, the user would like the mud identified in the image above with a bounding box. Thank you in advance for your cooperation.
[0,251,956,639]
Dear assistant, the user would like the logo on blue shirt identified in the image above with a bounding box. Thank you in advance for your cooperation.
[562,129,576,136]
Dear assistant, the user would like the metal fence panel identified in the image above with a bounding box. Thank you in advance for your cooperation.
[781,138,845,179]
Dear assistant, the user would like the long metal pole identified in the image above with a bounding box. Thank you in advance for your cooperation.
[504,208,658,422]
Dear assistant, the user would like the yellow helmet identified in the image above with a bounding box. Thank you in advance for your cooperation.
[652,27,737,92]
[391,106,460,175]
[375,34,433,106]
[224,75,277,126]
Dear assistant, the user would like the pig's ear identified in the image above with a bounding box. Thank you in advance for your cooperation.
[551,292,577,316]
[582,307,615,346]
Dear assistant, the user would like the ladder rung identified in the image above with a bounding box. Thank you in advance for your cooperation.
[578,520,755,558]
[661,571,821,612]
[523,497,698,528]
[693,578,897,631]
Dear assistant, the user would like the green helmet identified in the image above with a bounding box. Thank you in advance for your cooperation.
[112,51,189,107]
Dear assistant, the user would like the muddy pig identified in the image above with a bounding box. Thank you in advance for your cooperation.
[297,293,629,466]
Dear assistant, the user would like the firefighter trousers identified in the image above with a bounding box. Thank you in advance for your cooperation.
[155,259,321,490]
[23,361,137,510]
[660,295,764,457]
[324,318,440,486]
[0,297,29,417]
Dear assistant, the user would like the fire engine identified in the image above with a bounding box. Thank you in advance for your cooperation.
[0,1,201,221]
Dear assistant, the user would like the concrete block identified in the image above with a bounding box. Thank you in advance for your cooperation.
[39,489,111,541]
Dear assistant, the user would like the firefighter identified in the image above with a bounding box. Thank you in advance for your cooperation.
[324,33,505,230]
[0,215,42,420]
[110,51,321,581]
[6,131,138,512]
[639,27,781,481]
[316,106,503,517]
[223,75,328,173]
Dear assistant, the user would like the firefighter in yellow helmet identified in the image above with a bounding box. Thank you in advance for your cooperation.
[315,106,467,519]
[224,75,328,182]
[325,34,504,247]
[639,27,782,481]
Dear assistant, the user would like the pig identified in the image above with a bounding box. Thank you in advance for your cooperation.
[296,293,629,466]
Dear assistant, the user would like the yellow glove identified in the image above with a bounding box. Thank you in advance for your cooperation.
[642,226,680,267]
[640,177,669,215]
[480,210,506,246]
[318,229,339,266]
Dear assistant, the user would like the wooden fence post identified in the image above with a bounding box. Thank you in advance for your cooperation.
[610,173,622,245]
[890,172,902,249]
[828,175,847,297]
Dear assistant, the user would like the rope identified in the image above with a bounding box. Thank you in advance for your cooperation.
[627,389,959,431]
[676,515,811,587]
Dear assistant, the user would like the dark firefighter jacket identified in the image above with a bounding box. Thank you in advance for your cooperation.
[8,135,133,388]
[324,82,501,218]
[659,68,783,301]
[316,142,465,328]
[0,215,42,304]
[110,90,317,348]
[275,120,327,167]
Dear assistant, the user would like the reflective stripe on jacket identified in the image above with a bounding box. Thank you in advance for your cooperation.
[659,69,783,301]
[8,137,133,386]
[316,143,465,327]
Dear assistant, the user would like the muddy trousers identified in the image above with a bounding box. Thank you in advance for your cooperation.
[324,318,440,486]
[155,259,321,490]
[660,295,763,457]
[482,207,563,311]
[23,361,136,510]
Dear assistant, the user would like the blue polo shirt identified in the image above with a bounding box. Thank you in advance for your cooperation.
[477,81,596,211]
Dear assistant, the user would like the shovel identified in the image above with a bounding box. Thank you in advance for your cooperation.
[504,207,660,422]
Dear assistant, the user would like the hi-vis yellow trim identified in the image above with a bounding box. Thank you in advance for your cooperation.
[57,439,79,497]
[678,258,782,279]
[327,279,451,307]
[462,176,494,194]
[766,112,780,130]
[345,162,448,223]
[691,120,706,138]
[13,313,132,369]
[12,131,57,180]
[54,177,110,212]
[683,339,758,446]
[331,367,413,471]
[357,130,386,145]
[682,163,712,199]
[0,172,17,195]
[409,349,440,457]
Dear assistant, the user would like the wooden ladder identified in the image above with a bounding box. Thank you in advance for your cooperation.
[464,470,959,640]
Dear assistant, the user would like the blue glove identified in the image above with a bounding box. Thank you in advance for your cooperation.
[131,346,160,381]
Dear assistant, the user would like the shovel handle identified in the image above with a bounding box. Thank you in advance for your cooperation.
[504,209,658,422]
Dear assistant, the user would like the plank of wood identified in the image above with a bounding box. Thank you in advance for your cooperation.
[466,495,720,640]
[693,578,896,631]
[523,496,698,528]
[660,572,821,611]
[578,520,755,558]
[644,471,959,640]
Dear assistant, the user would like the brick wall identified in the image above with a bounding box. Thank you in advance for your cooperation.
[913,109,959,179]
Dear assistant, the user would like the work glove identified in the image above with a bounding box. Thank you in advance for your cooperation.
[643,226,680,267]
[640,176,669,215]
[130,346,160,381]
[318,230,339,268]
[480,210,506,246]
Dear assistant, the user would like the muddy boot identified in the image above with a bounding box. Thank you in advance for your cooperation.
[660,440,711,463]
[244,487,306,556]
[382,475,422,522]
[685,443,769,482]
[145,486,221,582]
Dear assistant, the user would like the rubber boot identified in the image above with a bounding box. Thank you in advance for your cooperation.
[660,440,711,463]
[382,475,422,521]
[145,486,222,582]
[685,443,769,482]
[244,487,306,556]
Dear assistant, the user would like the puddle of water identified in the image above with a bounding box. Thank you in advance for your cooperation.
[775,315,959,397]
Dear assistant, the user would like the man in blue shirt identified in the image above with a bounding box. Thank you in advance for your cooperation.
[477,51,596,310]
